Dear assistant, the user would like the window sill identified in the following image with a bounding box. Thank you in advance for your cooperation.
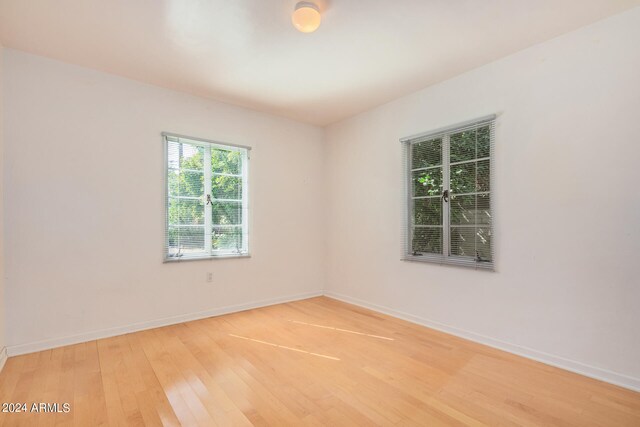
[164,253,251,263]
[402,254,494,271]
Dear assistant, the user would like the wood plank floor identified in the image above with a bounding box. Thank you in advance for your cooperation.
[0,297,639,426]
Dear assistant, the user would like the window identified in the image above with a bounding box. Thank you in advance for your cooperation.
[402,116,495,269]
[163,133,250,261]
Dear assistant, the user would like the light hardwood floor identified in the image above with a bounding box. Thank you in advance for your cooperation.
[0,297,639,426]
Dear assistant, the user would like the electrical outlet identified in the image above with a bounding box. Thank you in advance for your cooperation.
[206,272,213,283]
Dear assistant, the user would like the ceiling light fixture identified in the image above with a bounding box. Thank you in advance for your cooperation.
[292,1,321,33]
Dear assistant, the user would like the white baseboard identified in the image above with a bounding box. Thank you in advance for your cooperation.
[7,290,323,357]
[0,347,7,373]
[324,290,640,393]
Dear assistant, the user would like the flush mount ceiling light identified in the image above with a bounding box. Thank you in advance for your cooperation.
[292,1,321,33]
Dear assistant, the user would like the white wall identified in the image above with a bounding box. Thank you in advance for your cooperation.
[3,50,325,353]
[0,43,6,370]
[325,8,640,389]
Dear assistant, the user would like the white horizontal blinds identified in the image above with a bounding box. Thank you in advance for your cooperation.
[402,115,495,269]
[165,134,249,260]
[410,136,444,255]
[449,123,493,265]
[167,139,206,258]
[449,122,493,264]
[211,147,246,254]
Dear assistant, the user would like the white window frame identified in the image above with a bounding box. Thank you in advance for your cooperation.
[401,115,495,270]
[163,132,251,262]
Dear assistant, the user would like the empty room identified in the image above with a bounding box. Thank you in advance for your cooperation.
[0,0,639,425]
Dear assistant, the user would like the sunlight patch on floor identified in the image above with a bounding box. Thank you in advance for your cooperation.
[228,333,340,361]
[288,320,395,341]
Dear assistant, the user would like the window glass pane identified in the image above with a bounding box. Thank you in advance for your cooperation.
[182,145,204,170]
[411,138,442,169]
[168,169,179,196]
[169,171,204,197]
[168,141,204,170]
[477,194,491,225]
[212,176,242,200]
[477,125,491,158]
[476,227,492,262]
[212,226,243,252]
[168,226,205,255]
[212,201,242,225]
[450,162,476,194]
[450,194,475,226]
[212,149,242,175]
[167,141,181,169]
[477,159,490,192]
[450,129,476,163]
[413,198,442,225]
[412,227,442,254]
[168,198,205,225]
[412,168,442,197]
[450,227,476,257]
[450,227,492,261]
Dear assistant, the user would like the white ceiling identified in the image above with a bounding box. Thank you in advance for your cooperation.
[1,1,638,125]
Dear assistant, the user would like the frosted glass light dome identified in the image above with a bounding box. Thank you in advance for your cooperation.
[292,2,321,33]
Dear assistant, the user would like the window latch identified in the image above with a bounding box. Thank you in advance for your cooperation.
[476,252,490,263]
[206,194,212,205]
[441,189,449,203]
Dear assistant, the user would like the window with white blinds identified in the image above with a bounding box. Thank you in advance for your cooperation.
[163,133,250,261]
[401,116,495,269]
